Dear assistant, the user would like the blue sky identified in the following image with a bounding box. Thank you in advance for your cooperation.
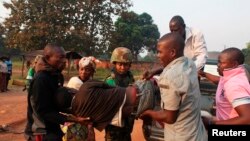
[1,0,250,52]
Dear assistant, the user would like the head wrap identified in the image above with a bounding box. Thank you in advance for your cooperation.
[78,56,100,70]
[34,55,43,64]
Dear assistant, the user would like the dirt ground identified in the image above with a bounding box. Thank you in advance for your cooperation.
[0,84,145,141]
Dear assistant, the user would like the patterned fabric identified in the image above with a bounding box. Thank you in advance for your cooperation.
[78,56,100,70]
[110,47,133,63]
[62,123,95,141]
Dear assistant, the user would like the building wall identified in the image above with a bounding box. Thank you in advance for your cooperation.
[96,59,160,71]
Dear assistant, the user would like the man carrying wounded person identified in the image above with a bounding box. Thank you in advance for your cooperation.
[55,80,156,140]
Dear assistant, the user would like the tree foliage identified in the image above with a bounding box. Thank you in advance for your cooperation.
[139,51,157,62]
[2,0,131,55]
[0,23,4,48]
[242,42,250,65]
[110,11,160,60]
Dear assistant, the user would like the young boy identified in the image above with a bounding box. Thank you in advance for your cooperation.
[105,47,135,141]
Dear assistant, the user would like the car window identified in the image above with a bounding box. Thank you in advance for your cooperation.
[204,59,219,76]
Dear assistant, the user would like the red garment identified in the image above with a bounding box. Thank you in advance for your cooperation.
[35,135,43,141]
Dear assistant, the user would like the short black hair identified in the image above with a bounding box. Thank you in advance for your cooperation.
[170,15,186,27]
[221,47,244,64]
[44,43,64,57]
[158,32,185,56]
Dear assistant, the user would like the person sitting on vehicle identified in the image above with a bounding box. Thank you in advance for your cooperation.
[142,15,208,80]
[199,47,250,125]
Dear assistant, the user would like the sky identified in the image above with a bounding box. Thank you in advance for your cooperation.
[130,0,250,52]
[1,0,250,52]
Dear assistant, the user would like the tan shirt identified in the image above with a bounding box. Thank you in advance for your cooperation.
[159,57,207,141]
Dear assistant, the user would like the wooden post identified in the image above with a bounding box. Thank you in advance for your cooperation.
[67,53,72,79]
[21,55,25,78]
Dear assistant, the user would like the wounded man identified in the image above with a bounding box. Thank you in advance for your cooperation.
[55,80,139,131]
[55,80,157,140]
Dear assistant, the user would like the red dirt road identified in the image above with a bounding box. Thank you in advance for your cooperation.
[0,85,145,141]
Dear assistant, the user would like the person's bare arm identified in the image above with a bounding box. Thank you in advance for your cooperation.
[140,109,178,124]
[213,104,250,125]
[142,67,164,80]
[198,70,220,84]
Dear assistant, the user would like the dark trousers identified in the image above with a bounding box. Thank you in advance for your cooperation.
[0,73,7,92]
[105,117,134,141]
[25,133,63,141]
[6,73,11,89]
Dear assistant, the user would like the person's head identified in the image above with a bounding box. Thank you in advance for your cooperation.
[110,47,133,74]
[217,47,244,76]
[32,55,43,68]
[169,15,186,39]
[5,56,10,61]
[157,33,185,67]
[78,56,100,81]
[54,87,74,110]
[44,43,66,71]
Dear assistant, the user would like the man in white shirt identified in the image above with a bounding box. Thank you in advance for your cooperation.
[143,15,207,79]
[169,15,208,71]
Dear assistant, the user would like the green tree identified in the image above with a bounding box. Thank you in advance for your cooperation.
[2,0,131,55]
[111,11,160,60]
[242,42,250,65]
[139,50,157,62]
[0,23,6,53]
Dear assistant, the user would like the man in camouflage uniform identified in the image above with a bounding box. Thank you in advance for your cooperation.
[105,47,135,141]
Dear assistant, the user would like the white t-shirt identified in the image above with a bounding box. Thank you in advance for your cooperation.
[67,76,83,90]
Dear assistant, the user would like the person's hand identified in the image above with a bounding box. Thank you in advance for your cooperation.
[201,111,216,130]
[198,70,206,78]
[74,116,91,125]
[202,116,212,130]
[139,110,151,120]
[141,67,163,80]
[141,70,153,80]
[139,110,153,126]
[61,112,91,125]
